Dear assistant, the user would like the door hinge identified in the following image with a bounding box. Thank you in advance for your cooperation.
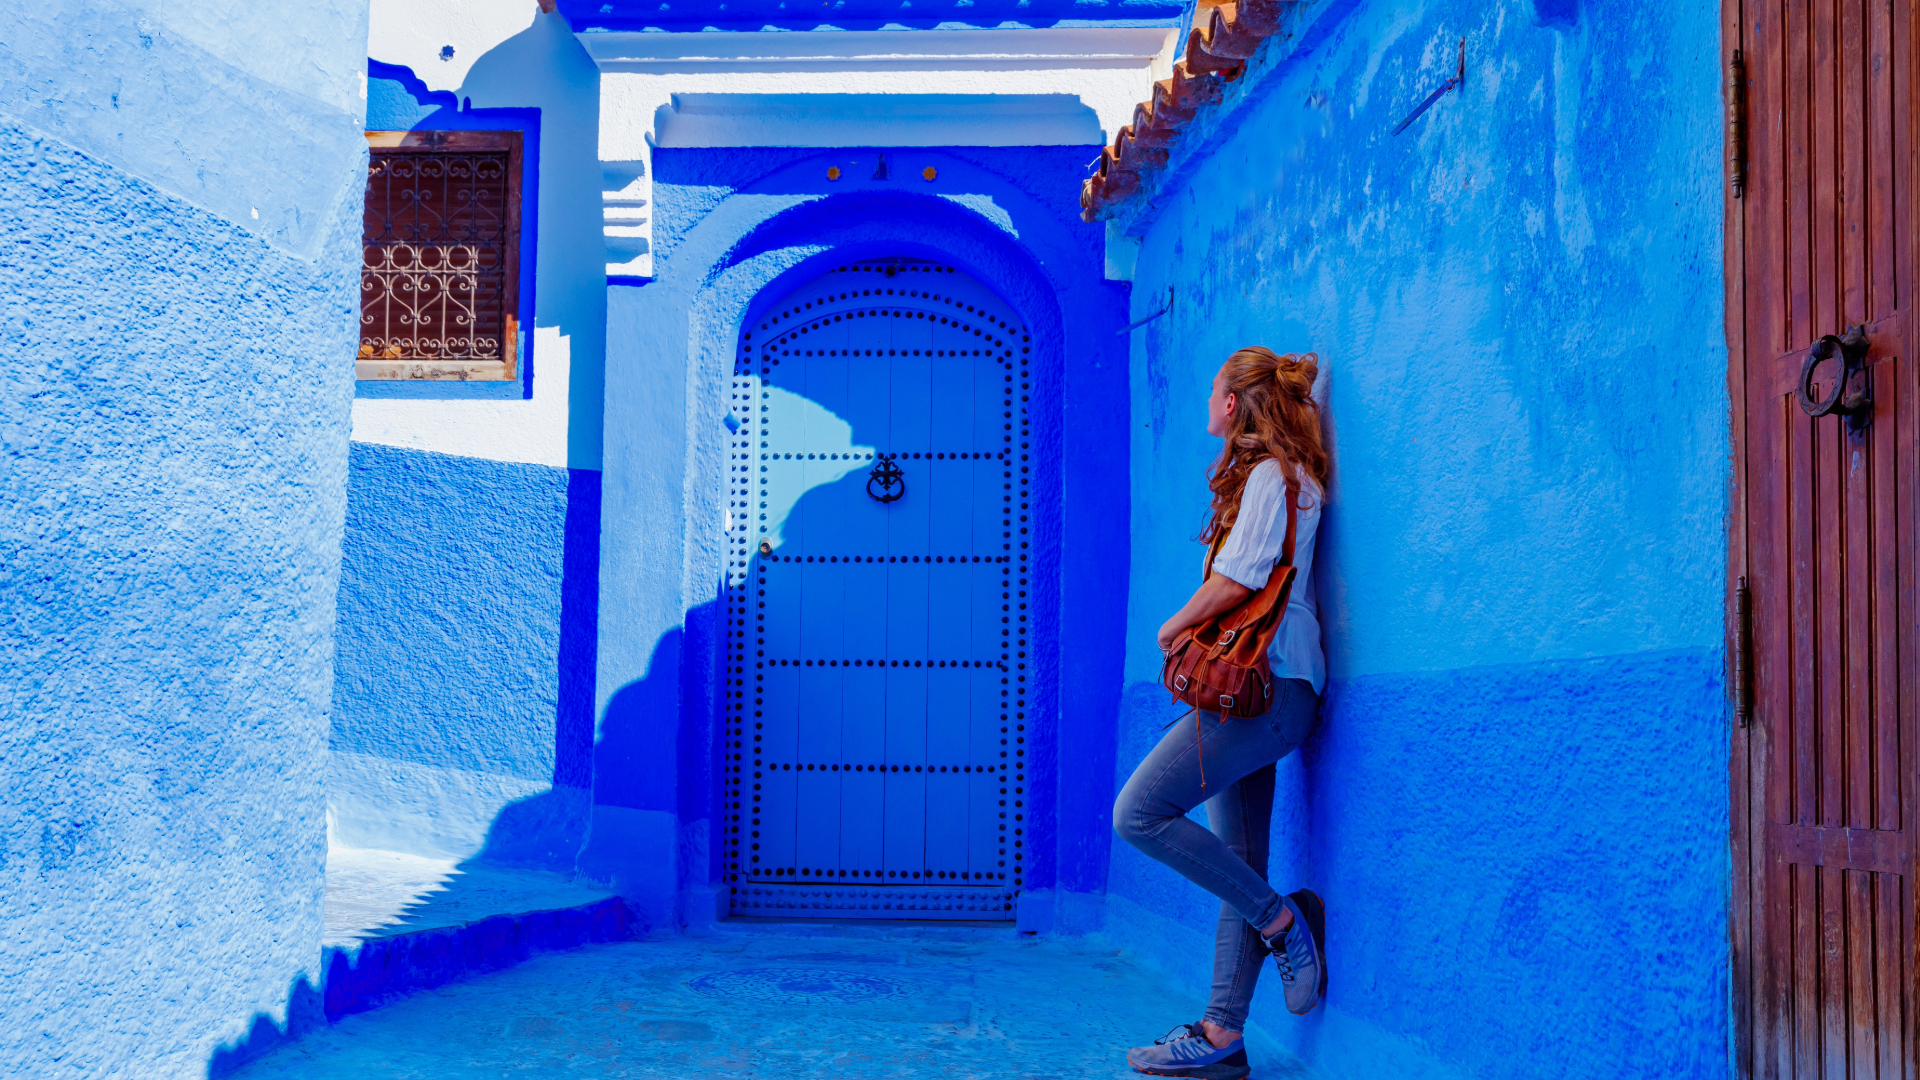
[1733,576,1754,726]
[1728,49,1747,199]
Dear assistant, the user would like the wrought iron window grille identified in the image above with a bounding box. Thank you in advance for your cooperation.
[357,129,523,382]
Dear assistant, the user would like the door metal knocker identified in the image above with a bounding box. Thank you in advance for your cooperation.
[866,453,905,503]
[1796,324,1874,432]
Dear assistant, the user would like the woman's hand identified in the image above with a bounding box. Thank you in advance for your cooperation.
[1157,574,1253,653]
[1155,619,1184,654]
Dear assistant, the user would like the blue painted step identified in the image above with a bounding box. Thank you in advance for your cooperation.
[322,845,632,1019]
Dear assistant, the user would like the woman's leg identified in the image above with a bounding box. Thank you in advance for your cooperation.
[1112,679,1320,938]
[1201,763,1275,1037]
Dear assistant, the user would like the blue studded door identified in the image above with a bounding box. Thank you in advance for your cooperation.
[722,257,1032,920]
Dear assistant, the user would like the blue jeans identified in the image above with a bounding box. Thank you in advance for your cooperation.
[1113,678,1320,1033]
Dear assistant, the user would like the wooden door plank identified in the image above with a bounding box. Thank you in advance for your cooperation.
[1762,0,1792,359]
[1754,0,1789,362]
[1793,864,1821,1078]
[1806,11,1854,1073]
[1846,869,1878,1073]
[1864,0,1897,321]
[1788,417,1823,1076]
[1883,875,1908,1080]
[1870,363,1900,834]
[1758,397,1799,1080]
[1787,408,1819,829]
[1815,414,1845,833]
[1837,0,1868,327]
[1821,863,1850,1074]
[1811,0,1841,344]
[1788,0,1816,348]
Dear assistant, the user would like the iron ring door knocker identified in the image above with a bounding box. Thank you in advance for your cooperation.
[1796,324,1874,432]
[867,453,905,503]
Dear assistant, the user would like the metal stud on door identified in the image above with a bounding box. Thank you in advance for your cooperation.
[720,258,1033,919]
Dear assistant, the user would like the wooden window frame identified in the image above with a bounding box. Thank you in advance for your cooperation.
[358,129,524,382]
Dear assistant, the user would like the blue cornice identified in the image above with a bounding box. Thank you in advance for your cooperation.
[558,0,1187,34]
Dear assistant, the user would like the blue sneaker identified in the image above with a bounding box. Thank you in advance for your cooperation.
[1264,890,1327,1015]
[1126,1022,1250,1079]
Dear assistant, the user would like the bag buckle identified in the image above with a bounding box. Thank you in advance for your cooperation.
[1219,629,1237,646]
[1174,675,1189,692]
[1218,694,1234,709]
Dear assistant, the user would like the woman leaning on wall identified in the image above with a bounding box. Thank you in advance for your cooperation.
[1114,346,1331,1080]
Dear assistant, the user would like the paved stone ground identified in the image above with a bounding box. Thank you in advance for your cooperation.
[233,919,1306,1079]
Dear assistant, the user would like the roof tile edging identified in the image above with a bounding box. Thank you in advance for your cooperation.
[1081,0,1360,234]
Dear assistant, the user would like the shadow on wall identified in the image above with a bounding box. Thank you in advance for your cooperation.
[206,976,324,1078]
[360,6,606,429]
[204,605,677,1080]
[327,445,601,871]
[215,459,607,1072]
[575,599,730,929]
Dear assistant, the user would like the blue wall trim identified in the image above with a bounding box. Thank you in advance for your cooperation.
[357,61,542,401]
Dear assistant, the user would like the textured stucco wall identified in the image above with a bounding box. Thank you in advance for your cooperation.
[1109,1,1729,1076]
[329,9,607,870]
[0,1,368,1075]
[330,444,599,869]
[596,144,1128,932]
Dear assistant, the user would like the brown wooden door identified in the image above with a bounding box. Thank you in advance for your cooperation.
[1729,0,1920,1076]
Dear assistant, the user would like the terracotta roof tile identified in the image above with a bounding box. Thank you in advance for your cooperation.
[1082,0,1294,222]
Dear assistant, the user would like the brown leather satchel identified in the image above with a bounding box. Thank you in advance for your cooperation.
[1160,484,1300,721]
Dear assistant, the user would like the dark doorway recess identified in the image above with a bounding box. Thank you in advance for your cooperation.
[1727,0,1919,1075]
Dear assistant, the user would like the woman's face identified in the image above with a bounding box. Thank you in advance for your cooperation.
[1205,367,1235,438]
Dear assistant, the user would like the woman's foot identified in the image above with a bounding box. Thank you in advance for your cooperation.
[1262,889,1327,1015]
[1126,1022,1251,1079]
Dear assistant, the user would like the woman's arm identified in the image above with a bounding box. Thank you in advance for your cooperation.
[1156,574,1253,651]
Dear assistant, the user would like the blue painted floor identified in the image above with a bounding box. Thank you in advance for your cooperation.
[233,920,1306,1079]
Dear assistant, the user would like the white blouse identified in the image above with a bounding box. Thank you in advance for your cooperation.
[1206,458,1326,695]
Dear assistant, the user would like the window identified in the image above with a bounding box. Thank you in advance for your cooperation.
[358,130,523,381]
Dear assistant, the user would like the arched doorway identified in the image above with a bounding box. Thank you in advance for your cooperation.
[721,256,1034,919]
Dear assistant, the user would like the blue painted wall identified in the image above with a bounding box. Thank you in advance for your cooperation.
[330,444,599,869]
[1106,1,1729,1076]
[595,143,1129,932]
[329,45,604,870]
[0,0,368,1074]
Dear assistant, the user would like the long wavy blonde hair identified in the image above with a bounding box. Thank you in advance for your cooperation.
[1201,346,1329,542]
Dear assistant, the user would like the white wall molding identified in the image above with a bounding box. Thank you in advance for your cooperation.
[584,26,1177,278]
[578,27,1175,71]
[654,92,1104,148]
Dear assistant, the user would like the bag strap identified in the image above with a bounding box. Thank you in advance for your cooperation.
[1277,481,1299,569]
[1216,482,1300,633]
